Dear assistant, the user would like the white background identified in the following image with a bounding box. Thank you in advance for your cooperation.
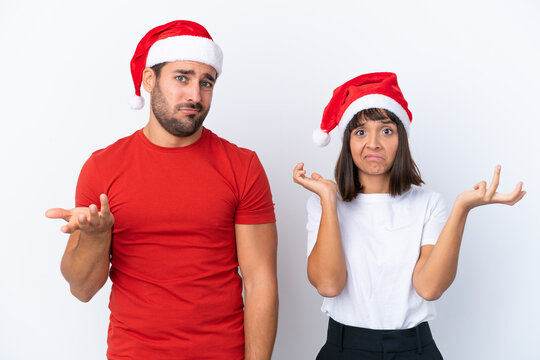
[0,0,538,359]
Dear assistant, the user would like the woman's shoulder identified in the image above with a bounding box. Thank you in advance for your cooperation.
[401,186,444,204]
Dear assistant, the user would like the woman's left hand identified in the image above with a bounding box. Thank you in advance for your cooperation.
[456,165,526,212]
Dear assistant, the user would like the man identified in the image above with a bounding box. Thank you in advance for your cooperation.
[46,20,278,360]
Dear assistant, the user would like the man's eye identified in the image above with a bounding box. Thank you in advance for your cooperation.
[201,81,213,88]
[383,128,393,135]
[176,76,186,82]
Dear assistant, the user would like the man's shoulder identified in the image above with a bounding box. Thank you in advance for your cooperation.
[88,130,140,162]
[205,128,257,160]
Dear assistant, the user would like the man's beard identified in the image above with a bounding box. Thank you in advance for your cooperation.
[150,83,210,137]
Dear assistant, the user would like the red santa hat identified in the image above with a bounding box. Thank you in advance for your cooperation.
[313,72,412,146]
[129,20,223,110]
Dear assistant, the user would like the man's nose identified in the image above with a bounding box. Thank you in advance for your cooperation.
[186,83,201,103]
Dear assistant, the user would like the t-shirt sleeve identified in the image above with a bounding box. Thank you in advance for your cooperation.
[306,194,322,257]
[75,155,103,208]
[421,192,448,246]
[234,153,276,224]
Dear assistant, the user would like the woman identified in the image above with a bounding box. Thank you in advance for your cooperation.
[293,72,525,359]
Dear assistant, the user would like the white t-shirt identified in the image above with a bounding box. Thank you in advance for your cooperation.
[306,186,448,330]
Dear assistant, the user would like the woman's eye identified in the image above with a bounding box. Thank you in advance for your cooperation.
[355,130,365,136]
[382,128,393,135]
[176,76,186,82]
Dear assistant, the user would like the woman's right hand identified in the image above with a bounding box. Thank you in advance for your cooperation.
[293,162,338,201]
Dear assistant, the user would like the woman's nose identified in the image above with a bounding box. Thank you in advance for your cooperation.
[366,133,381,149]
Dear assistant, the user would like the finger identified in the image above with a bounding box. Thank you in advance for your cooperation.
[508,190,527,205]
[293,171,306,184]
[293,173,315,187]
[74,213,92,232]
[88,204,99,226]
[45,208,72,221]
[293,163,306,183]
[61,224,78,233]
[294,175,314,186]
[293,168,307,178]
[293,162,304,177]
[474,181,487,194]
[485,165,501,198]
[507,181,524,199]
[100,194,111,215]
[498,189,526,206]
[311,172,324,181]
[294,170,307,181]
[62,217,82,233]
[492,182,523,204]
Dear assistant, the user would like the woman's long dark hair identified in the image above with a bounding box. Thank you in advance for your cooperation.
[335,108,423,201]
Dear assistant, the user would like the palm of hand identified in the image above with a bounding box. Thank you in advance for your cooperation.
[46,194,114,234]
[456,165,525,211]
[293,162,338,198]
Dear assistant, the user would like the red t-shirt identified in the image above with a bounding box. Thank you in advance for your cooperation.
[75,128,276,360]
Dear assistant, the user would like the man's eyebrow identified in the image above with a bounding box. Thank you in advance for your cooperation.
[203,73,216,83]
[173,69,196,75]
[172,69,215,83]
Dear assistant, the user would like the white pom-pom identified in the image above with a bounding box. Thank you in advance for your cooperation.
[129,95,145,110]
[312,128,331,147]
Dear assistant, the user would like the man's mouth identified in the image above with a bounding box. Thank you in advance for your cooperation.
[178,108,200,115]
[176,103,202,115]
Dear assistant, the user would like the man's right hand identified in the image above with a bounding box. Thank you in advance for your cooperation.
[46,194,114,234]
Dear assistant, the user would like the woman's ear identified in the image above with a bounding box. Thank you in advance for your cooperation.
[142,68,156,94]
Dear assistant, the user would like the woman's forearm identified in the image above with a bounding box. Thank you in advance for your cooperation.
[414,203,469,300]
[307,196,347,297]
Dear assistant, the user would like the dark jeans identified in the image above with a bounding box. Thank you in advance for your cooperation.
[316,318,444,360]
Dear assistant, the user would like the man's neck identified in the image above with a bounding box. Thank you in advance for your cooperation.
[143,120,203,148]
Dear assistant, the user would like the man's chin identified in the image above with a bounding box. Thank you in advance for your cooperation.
[169,120,204,138]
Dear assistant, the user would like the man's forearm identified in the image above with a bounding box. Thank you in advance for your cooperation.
[244,282,278,360]
[60,230,111,302]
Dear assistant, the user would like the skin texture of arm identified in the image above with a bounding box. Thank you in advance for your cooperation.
[46,194,114,302]
[413,165,526,301]
[60,229,112,302]
[293,163,347,297]
[236,223,278,360]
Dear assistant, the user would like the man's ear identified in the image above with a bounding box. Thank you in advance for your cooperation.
[142,68,156,93]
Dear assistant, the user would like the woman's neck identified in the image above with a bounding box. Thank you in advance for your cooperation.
[359,173,391,194]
